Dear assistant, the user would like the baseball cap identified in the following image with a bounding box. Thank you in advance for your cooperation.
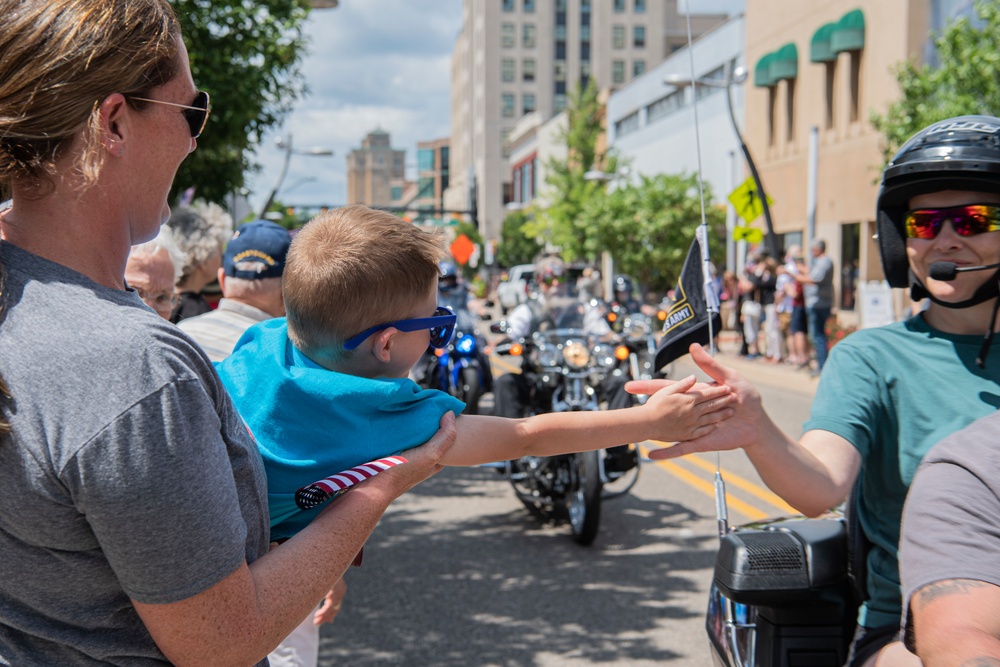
[223,220,291,279]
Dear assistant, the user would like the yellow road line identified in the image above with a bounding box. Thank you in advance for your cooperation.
[640,446,768,522]
[650,445,798,516]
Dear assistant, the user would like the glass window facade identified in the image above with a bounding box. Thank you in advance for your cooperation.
[524,0,535,12]
[614,0,626,11]
[632,59,646,77]
[522,24,536,48]
[634,0,646,12]
[633,25,646,48]
[613,25,625,49]
[502,23,515,48]
[417,148,435,172]
[615,111,640,137]
[612,60,625,83]
[502,58,515,82]
[523,93,536,114]
[523,58,535,82]
[502,93,515,117]
[647,89,684,123]
[502,0,514,11]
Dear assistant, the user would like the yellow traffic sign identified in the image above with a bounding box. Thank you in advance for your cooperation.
[733,226,764,244]
[727,176,774,224]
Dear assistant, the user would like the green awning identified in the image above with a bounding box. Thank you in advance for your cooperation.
[770,43,798,81]
[754,52,776,88]
[831,9,865,52]
[810,22,837,63]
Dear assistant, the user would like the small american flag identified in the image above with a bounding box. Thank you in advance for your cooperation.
[295,456,409,510]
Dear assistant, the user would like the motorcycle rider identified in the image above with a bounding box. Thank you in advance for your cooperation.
[649,115,1000,666]
[493,256,638,473]
[413,261,492,394]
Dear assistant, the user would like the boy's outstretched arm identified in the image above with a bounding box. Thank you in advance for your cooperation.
[440,375,735,467]
[640,343,859,517]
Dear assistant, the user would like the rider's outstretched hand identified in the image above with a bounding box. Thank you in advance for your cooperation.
[630,369,736,444]
[637,343,765,459]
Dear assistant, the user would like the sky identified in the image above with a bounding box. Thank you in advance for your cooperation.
[244,0,464,214]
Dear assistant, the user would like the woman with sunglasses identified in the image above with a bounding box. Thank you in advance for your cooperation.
[638,115,1000,667]
[0,1,455,665]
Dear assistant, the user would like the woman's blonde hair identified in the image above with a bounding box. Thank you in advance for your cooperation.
[284,206,444,361]
[0,0,180,195]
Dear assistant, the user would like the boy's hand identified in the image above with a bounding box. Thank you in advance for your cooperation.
[645,343,765,459]
[313,577,348,625]
[634,372,735,443]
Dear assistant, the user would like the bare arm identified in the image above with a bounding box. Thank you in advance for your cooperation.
[911,579,1000,666]
[643,343,860,516]
[442,375,736,467]
[132,412,456,667]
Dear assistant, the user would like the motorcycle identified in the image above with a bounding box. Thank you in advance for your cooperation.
[707,485,868,667]
[607,311,663,400]
[491,320,641,545]
[416,328,489,415]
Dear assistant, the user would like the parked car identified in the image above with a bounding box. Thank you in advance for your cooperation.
[496,264,534,314]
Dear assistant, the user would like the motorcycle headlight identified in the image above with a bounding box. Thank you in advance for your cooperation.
[562,341,590,369]
[591,344,616,368]
[455,333,477,355]
[623,316,651,339]
[536,346,562,367]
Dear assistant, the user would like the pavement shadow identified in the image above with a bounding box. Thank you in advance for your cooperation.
[319,465,719,666]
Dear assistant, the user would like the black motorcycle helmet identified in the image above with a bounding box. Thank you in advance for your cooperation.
[877,115,1000,366]
[877,115,1000,296]
[613,274,633,298]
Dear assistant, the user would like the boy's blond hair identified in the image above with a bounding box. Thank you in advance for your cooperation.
[284,205,444,361]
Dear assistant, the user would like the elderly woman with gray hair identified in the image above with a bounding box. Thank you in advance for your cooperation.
[166,200,232,322]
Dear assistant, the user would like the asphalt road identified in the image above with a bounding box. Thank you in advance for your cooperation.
[317,351,814,666]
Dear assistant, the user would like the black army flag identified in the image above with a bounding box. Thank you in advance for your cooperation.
[654,237,721,370]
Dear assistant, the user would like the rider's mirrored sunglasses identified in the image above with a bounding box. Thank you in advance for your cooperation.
[342,306,457,351]
[904,203,1000,239]
[128,91,211,138]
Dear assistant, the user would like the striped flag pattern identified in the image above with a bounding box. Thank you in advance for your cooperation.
[295,456,409,510]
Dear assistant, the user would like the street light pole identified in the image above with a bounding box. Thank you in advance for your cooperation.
[257,134,333,219]
[665,66,780,261]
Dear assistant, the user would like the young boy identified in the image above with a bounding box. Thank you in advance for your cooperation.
[217,205,734,540]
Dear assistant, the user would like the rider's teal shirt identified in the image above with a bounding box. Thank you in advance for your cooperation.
[215,319,464,540]
[804,314,1000,628]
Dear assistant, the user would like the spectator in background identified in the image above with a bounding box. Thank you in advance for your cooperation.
[795,239,835,376]
[125,225,184,320]
[753,256,781,363]
[166,200,232,323]
[738,254,764,359]
[179,220,289,361]
[778,245,810,368]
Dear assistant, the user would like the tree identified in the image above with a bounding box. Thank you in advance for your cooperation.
[526,81,608,260]
[579,173,727,295]
[871,0,1000,164]
[170,0,313,205]
[496,210,543,268]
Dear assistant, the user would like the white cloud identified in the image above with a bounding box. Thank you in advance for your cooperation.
[246,0,462,213]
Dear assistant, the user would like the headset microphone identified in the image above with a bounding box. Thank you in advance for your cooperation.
[929,261,1000,281]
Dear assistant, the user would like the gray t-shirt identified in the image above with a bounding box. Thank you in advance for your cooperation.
[899,409,1000,647]
[805,254,834,309]
[0,243,269,666]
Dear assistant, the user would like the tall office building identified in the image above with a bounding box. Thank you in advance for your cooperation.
[346,129,407,207]
[445,0,729,243]
[414,138,451,212]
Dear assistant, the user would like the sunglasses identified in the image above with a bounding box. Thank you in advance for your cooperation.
[904,203,1000,239]
[128,91,211,138]
[343,306,457,351]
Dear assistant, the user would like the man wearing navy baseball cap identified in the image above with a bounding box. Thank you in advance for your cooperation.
[178,219,291,362]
